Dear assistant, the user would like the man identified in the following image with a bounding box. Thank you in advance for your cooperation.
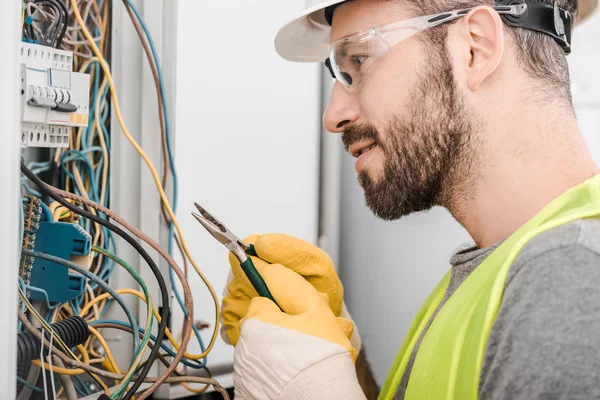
[220,0,600,398]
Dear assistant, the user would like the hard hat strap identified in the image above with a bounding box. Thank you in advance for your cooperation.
[497,0,572,54]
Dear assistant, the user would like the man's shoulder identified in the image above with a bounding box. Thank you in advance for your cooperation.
[507,218,600,283]
[479,218,600,400]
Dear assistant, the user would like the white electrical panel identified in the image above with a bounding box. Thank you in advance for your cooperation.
[19,43,90,148]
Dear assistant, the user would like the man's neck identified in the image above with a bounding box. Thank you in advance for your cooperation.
[451,107,599,248]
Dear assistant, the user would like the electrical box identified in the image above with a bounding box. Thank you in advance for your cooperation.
[19,42,90,148]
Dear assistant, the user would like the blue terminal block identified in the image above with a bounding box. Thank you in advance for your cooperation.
[29,221,91,304]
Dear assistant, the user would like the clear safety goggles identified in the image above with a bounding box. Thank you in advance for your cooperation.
[325,4,527,92]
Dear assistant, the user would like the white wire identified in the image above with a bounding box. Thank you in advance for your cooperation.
[40,329,48,400]
[48,330,57,400]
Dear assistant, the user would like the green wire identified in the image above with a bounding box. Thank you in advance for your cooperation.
[91,246,154,399]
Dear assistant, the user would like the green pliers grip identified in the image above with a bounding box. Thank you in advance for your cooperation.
[241,245,278,306]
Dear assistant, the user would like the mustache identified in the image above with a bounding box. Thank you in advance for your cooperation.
[342,123,380,152]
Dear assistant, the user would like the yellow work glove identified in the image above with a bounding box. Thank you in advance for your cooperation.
[233,264,366,400]
[221,234,360,351]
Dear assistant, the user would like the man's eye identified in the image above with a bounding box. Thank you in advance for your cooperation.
[351,55,368,68]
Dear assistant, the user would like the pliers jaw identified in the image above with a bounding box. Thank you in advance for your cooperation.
[192,203,249,262]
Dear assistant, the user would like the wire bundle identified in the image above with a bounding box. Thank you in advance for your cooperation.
[18,0,226,398]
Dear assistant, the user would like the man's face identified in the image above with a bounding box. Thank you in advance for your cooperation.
[324,0,480,220]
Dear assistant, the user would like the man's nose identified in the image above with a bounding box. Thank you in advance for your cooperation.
[323,82,359,134]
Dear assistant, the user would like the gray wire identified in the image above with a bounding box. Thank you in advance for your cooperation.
[16,365,41,400]
[21,249,141,358]
[53,357,77,400]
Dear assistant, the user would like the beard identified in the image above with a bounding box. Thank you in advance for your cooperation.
[342,46,480,221]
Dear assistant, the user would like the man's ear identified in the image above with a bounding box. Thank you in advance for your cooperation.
[458,6,505,91]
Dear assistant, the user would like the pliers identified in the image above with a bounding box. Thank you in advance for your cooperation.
[192,203,277,305]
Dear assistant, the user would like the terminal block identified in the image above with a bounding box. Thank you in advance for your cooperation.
[22,198,92,304]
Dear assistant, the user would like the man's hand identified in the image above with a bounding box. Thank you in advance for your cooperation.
[221,233,346,345]
[233,263,366,400]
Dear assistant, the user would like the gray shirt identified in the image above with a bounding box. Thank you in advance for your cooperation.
[394,218,600,400]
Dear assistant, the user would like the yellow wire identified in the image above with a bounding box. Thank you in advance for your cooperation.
[89,326,121,375]
[69,0,220,359]
[80,289,206,360]
[181,382,210,394]
[85,283,101,321]
[31,360,86,376]
[77,344,91,364]
[95,78,110,205]
[78,57,99,74]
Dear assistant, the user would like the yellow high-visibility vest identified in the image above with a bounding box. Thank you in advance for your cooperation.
[380,174,600,400]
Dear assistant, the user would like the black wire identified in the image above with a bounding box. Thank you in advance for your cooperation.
[32,1,62,47]
[43,0,69,47]
[21,162,171,400]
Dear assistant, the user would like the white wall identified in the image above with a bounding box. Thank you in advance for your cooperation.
[339,12,600,384]
[173,0,322,372]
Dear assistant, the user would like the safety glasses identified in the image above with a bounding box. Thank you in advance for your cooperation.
[325,4,527,92]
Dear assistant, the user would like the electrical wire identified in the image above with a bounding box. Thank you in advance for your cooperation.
[122,0,208,374]
[19,3,223,397]
[40,329,48,400]
[93,320,210,395]
[48,185,197,359]
[90,319,204,369]
[90,246,156,399]
[82,289,202,362]
[30,183,211,397]
[48,330,58,400]
[68,3,220,397]
[21,162,173,399]
[18,311,230,400]
[54,357,78,400]
[22,248,141,358]
[17,376,44,393]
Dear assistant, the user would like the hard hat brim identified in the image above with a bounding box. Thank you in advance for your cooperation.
[274,0,344,62]
[274,0,598,62]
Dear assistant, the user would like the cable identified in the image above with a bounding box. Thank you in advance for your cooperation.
[69,3,220,397]
[90,246,156,399]
[54,357,78,400]
[16,376,44,393]
[39,201,54,222]
[21,161,172,399]
[121,1,207,372]
[40,329,48,400]
[22,248,141,359]
[49,330,58,400]
[90,319,204,369]
[122,0,179,248]
[83,289,203,363]
[17,364,42,400]
[18,311,230,399]
[49,186,197,360]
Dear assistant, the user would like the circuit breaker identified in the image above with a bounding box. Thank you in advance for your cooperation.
[19,43,90,148]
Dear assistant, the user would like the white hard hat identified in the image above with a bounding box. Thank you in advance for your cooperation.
[274,0,598,62]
